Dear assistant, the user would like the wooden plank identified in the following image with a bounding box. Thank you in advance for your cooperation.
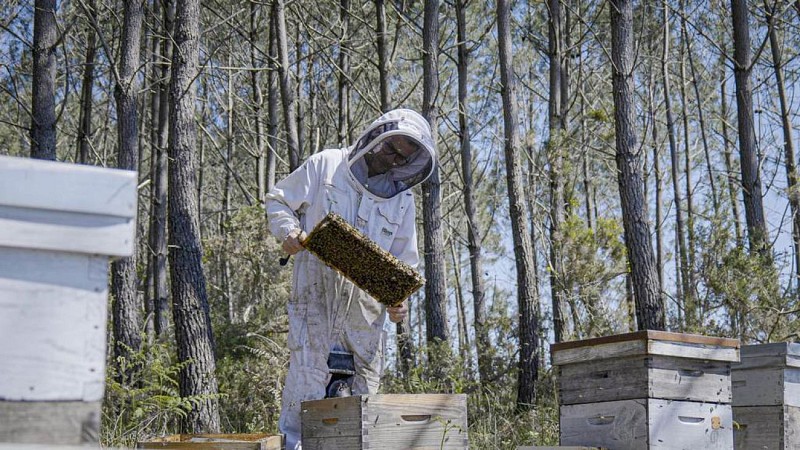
[647,398,732,449]
[560,399,733,449]
[0,249,108,401]
[0,205,135,257]
[0,400,100,445]
[553,334,739,366]
[738,342,800,370]
[560,398,648,449]
[733,405,800,450]
[137,435,282,450]
[302,394,468,449]
[0,155,137,219]
[551,330,739,353]
[552,340,647,367]
[733,368,800,407]
[558,356,731,405]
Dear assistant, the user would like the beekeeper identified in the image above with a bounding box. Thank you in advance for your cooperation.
[266,108,436,449]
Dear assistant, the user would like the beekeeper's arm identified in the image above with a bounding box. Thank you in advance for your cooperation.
[386,195,418,323]
[266,162,318,254]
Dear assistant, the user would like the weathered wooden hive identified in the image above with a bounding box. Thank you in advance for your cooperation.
[0,155,137,445]
[301,394,468,449]
[732,342,800,449]
[137,433,283,449]
[551,330,740,450]
[302,212,424,307]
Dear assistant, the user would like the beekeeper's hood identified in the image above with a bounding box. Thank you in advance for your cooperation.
[348,109,436,199]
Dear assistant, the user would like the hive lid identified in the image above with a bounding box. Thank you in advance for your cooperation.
[550,330,740,366]
[735,342,800,370]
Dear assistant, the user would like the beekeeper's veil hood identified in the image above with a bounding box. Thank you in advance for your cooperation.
[348,109,436,198]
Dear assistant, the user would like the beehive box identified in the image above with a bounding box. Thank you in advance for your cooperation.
[560,398,733,450]
[301,394,468,449]
[732,343,800,449]
[732,342,800,407]
[302,213,424,306]
[552,331,740,405]
[0,155,137,445]
[137,433,283,449]
[733,405,800,449]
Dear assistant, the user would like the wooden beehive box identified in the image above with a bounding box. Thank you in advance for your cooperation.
[137,433,283,449]
[551,330,740,405]
[732,342,800,449]
[301,394,468,449]
[0,155,137,445]
[560,398,733,450]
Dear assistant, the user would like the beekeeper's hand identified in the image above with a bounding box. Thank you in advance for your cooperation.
[387,300,409,323]
[282,229,307,255]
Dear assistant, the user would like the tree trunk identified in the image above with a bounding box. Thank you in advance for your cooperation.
[111,0,144,382]
[338,0,351,146]
[647,24,664,324]
[274,0,300,170]
[31,0,57,160]
[76,0,97,165]
[498,0,539,408]
[267,10,278,191]
[422,0,449,346]
[720,61,743,247]
[168,0,220,432]
[662,1,689,327]
[677,11,697,328]
[547,0,567,343]
[251,1,266,205]
[456,0,490,384]
[765,0,800,294]
[610,0,664,331]
[376,0,390,111]
[731,0,769,255]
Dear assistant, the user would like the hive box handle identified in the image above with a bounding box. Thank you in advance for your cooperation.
[586,415,614,426]
[322,418,339,425]
[401,415,431,423]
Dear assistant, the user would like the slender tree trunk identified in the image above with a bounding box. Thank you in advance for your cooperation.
[720,65,743,247]
[338,0,351,146]
[456,0,490,384]
[662,2,689,326]
[274,0,300,170]
[682,10,718,217]
[376,0,390,111]
[151,0,174,338]
[111,0,144,381]
[547,0,567,343]
[295,28,305,157]
[308,46,319,154]
[31,0,57,160]
[611,0,664,330]
[765,0,800,293]
[648,42,664,322]
[731,0,769,255]
[251,1,266,205]
[76,0,97,165]
[678,13,697,328]
[222,61,234,322]
[498,0,539,408]
[169,0,220,432]
[422,0,449,346]
[267,11,278,191]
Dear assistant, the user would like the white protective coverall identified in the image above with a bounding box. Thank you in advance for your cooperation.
[265,109,436,449]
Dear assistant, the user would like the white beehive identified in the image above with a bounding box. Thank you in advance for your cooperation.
[0,155,137,445]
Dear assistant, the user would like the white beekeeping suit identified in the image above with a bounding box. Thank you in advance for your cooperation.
[266,109,436,450]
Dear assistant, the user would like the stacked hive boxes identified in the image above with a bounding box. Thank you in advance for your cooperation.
[551,331,740,450]
[732,342,800,449]
[0,156,137,444]
[301,394,468,449]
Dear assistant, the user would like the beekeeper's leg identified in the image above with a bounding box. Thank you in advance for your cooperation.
[344,303,387,396]
[279,302,329,450]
